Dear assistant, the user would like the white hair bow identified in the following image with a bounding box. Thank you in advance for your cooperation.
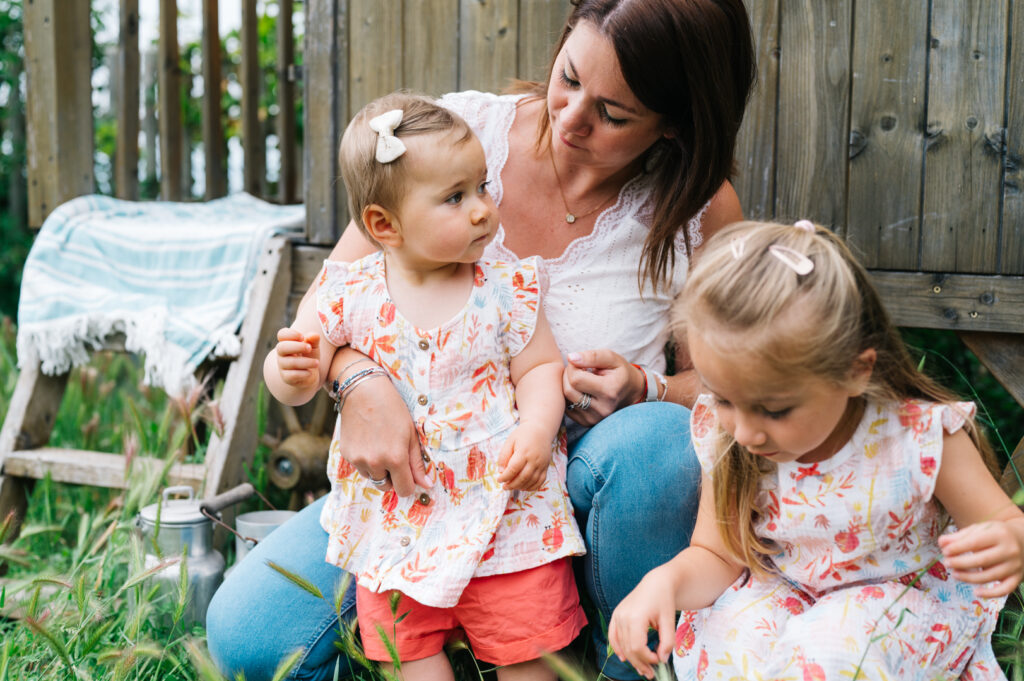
[368,109,406,163]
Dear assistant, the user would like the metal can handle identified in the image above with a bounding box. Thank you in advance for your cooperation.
[162,485,195,502]
[199,483,256,515]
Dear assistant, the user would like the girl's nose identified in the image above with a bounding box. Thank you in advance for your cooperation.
[732,414,766,449]
[470,195,491,224]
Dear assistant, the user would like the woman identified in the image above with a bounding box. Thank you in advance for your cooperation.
[206,1,755,679]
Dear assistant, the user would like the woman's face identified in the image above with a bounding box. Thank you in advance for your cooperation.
[546,21,669,172]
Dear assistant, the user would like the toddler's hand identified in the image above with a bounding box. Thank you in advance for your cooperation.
[938,520,1024,598]
[496,423,552,491]
[274,328,321,389]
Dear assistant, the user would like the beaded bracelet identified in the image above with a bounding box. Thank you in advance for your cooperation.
[336,367,389,414]
[331,366,387,405]
[327,359,375,401]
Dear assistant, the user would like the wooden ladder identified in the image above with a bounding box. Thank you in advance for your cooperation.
[0,236,293,539]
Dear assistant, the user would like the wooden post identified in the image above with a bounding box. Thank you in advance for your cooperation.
[242,0,263,197]
[143,49,159,193]
[1000,2,1024,275]
[23,0,93,228]
[203,0,227,199]
[159,0,183,201]
[459,0,519,93]
[517,0,569,83]
[116,0,141,201]
[277,0,298,204]
[304,0,348,243]
[403,0,458,95]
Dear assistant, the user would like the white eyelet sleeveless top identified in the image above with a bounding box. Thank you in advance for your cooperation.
[441,90,707,373]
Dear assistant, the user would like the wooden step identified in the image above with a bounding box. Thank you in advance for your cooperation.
[2,448,205,490]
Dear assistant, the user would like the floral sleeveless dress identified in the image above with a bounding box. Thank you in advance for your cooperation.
[675,396,1006,681]
[315,253,584,608]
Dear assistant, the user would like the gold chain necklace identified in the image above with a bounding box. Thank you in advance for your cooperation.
[547,143,618,224]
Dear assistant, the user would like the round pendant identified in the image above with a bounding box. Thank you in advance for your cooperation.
[565,213,576,224]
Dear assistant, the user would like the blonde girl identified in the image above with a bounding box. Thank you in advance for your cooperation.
[264,92,586,681]
[608,220,1024,680]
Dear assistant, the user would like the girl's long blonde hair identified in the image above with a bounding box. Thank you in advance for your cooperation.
[675,220,998,574]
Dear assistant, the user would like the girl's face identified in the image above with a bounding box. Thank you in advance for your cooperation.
[546,21,669,172]
[688,329,874,465]
[389,131,497,267]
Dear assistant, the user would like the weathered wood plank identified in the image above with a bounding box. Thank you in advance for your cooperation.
[202,0,227,199]
[517,0,568,83]
[735,0,779,221]
[159,0,183,200]
[845,1,927,269]
[775,0,851,228]
[292,244,336,297]
[277,0,298,204]
[869,270,1024,334]
[459,0,518,93]
[304,0,348,244]
[23,0,93,227]
[242,0,263,196]
[349,0,402,118]
[203,237,292,498]
[1001,1,1024,275]
[115,0,140,201]
[403,0,459,96]
[2,449,205,490]
[920,1,1006,273]
[957,331,1024,409]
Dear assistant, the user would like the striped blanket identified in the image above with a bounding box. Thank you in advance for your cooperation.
[17,193,304,396]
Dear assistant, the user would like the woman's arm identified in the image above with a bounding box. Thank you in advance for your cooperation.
[608,473,745,678]
[935,428,1024,598]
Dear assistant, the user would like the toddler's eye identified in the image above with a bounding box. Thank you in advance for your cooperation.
[478,180,490,194]
[763,407,792,420]
[445,191,463,205]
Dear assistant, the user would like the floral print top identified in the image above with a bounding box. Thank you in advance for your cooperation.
[315,253,584,608]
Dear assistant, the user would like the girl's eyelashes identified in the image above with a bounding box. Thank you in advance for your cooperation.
[478,180,490,194]
[762,407,793,420]
[445,191,463,205]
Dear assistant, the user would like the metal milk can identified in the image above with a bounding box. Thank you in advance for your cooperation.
[135,485,226,628]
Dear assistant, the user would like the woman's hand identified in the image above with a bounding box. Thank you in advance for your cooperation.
[562,349,645,426]
[336,372,433,496]
[938,518,1024,598]
[608,565,680,679]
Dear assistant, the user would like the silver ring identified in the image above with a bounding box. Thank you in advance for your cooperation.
[368,475,389,487]
[569,393,593,411]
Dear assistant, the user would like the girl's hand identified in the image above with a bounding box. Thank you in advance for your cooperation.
[562,349,644,426]
[496,423,552,491]
[274,328,321,389]
[608,566,679,679]
[938,519,1024,598]
[336,373,433,497]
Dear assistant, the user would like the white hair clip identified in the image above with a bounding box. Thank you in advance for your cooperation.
[769,244,814,275]
[794,219,815,233]
[368,109,406,163]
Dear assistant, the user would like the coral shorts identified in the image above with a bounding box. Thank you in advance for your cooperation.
[356,558,586,666]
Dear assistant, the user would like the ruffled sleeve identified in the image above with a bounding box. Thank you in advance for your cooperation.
[503,256,541,357]
[690,393,722,476]
[315,260,353,347]
[900,399,977,501]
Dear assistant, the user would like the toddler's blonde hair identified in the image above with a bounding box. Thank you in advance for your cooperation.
[338,92,473,243]
[675,220,997,574]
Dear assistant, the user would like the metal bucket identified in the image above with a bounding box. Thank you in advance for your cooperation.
[233,509,296,564]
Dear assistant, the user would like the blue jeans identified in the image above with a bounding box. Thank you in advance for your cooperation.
[567,402,700,680]
[206,495,358,681]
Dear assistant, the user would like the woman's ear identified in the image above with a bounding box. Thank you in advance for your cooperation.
[363,204,402,247]
[847,348,877,397]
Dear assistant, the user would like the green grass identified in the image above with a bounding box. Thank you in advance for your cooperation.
[0,318,1022,680]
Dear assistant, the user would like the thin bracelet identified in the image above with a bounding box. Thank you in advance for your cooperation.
[336,368,389,414]
[332,366,383,402]
[328,359,375,400]
[632,364,666,402]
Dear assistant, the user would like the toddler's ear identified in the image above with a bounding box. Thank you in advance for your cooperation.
[363,204,402,247]
[847,348,877,396]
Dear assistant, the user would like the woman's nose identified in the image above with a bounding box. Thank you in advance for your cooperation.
[560,94,591,137]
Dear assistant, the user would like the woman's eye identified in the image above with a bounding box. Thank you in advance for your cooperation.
[559,70,580,88]
[445,192,463,204]
[599,105,627,127]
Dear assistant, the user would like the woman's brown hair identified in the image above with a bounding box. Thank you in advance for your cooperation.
[512,0,756,291]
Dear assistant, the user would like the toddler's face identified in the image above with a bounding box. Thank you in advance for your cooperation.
[688,329,866,466]
[391,131,498,267]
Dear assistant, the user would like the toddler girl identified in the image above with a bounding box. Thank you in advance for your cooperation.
[608,220,1024,680]
[264,92,586,680]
